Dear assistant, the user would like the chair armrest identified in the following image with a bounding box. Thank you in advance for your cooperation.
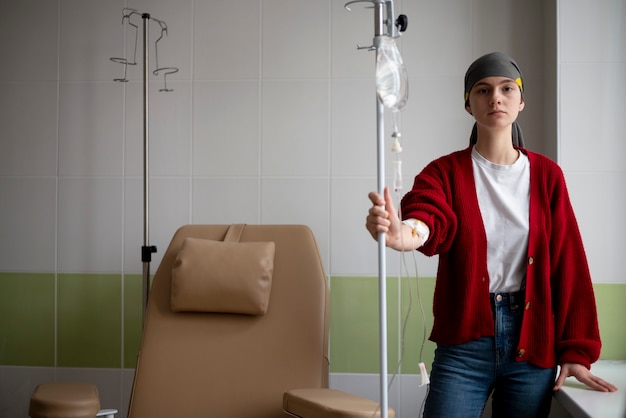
[283,388,395,418]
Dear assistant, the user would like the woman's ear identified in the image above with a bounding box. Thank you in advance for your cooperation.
[465,104,472,115]
[519,99,525,112]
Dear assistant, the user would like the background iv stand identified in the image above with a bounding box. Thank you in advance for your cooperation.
[345,2,408,417]
[110,8,179,324]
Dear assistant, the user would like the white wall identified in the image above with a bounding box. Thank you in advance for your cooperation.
[0,0,623,417]
[557,0,626,284]
[0,0,553,281]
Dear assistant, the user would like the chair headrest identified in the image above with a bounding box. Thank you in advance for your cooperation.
[170,237,275,315]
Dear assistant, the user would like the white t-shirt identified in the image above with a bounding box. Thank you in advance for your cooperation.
[471,147,530,293]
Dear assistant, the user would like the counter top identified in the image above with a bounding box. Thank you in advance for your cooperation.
[554,360,626,418]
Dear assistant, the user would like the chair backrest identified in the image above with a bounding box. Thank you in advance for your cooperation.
[127,224,330,418]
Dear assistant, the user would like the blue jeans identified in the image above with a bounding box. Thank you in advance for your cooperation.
[423,291,556,418]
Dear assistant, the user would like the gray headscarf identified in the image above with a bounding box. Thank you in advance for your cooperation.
[464,52,526,148]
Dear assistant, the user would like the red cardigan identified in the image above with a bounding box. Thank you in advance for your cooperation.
[401,146,601,369]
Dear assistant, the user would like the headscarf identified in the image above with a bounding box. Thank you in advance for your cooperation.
[464,52,525,148]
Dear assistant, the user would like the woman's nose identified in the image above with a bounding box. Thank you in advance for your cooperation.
[489,91,502,105]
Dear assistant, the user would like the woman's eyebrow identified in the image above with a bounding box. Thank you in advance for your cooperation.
[473,79,516,89]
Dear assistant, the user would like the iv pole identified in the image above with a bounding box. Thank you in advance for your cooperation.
[374,5,389,415]
[140,13,157,325]
[345,2,407,417]
[110,9,178,324]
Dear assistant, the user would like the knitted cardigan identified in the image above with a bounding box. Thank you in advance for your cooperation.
[401,146,601,369]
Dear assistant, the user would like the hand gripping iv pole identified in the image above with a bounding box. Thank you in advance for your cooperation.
[345,2,408,417]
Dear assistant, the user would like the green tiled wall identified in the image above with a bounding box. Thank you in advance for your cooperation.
[593,284,626,359]
[0,272,142,369]
[330,276,437,374]
[330,278,626,373]
[56,274,122,367]
[123,274,143,369]
[1,273,625,370]
[0,273,55,366]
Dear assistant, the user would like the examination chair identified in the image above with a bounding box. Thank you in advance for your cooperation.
[126,224,394,417]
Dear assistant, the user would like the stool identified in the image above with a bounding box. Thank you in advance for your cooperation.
[283,388,395,417]
[29,382,101,418]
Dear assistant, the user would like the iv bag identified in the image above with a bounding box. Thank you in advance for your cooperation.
[376,36,408,112]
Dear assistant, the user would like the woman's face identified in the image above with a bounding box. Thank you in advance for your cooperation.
[465,76,525,130]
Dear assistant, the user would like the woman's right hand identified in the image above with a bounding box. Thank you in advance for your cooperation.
[366,186,403,250]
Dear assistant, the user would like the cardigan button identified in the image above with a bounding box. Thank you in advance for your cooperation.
[517,349,526,358]
[528,257,534,265]
[525,302,531,310]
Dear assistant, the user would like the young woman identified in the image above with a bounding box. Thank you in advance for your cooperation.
[365,52,617,418]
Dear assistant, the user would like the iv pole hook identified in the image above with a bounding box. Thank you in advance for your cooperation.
[345,0,408,49]
[345,0,407,35]
[152,18,179,92]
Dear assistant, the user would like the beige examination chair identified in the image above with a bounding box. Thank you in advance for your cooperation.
[128,223,394,417]
[29,224,393,417]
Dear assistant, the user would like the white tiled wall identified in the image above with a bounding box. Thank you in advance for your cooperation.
[558,0,626,284]
[1,0,624,416]
[0,0,557,278]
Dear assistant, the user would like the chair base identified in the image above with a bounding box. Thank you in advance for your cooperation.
[29,382,100,418]
[283,388,395,418]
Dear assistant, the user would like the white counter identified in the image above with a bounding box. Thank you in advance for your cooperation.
[554,360,626,418]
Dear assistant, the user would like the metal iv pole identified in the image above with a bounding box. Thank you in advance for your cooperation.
[140,13,157,325]
[344,2,408,417]
[110,9,178,324]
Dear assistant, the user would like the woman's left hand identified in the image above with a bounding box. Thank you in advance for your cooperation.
[553,362,618,392]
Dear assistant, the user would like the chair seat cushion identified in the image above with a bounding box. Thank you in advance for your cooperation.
[29,382,100,418]
[283,388,395,418]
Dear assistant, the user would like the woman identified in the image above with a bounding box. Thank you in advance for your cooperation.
[365,52,616,418]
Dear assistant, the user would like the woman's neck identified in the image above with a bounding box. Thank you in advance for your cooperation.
[473,128,519,165]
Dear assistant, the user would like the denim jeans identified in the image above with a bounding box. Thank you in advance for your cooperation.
[423,291,556,418]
